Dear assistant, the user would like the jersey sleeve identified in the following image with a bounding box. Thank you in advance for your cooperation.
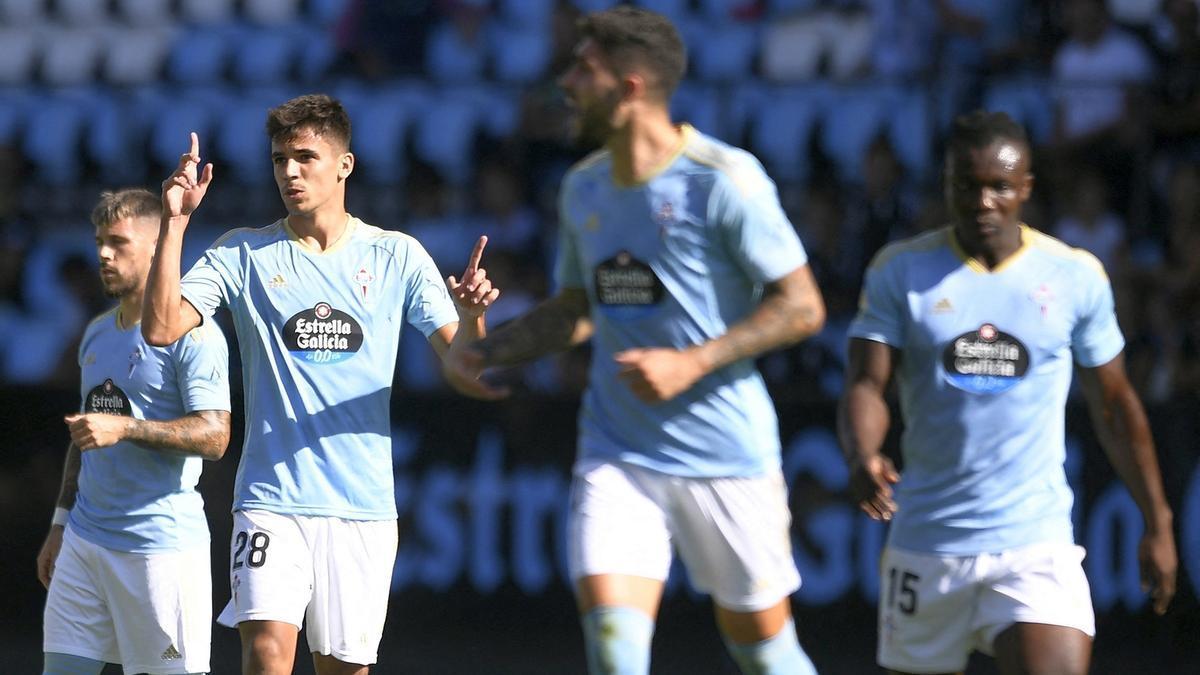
[553,171,586,291]
[180,233,242,318]
[172,321,232,413]
[711,163,807,283]
[1070,254,1124,367]
[848,248,906,348]
[403,240,459,337]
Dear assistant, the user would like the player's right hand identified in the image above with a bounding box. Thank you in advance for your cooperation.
[37,526,64,590]
[162,132,213,219]
[442,346,510,401]
[850,454,900,521]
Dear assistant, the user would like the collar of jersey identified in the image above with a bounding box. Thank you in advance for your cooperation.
[948,223,1033,274]
[611,123,693,188]
[283,214,357,255]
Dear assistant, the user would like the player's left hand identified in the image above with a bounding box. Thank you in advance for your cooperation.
[64,413,129,450]
[614,347,706,403]
[1138,528,1177,615]
[447,236,500,319]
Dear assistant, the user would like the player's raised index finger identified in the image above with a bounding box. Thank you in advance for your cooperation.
[189,132,200,159]
[466,235,488,272]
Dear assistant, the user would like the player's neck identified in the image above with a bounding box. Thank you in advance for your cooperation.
[287,210,350,252]
[956,223,1024,270]
[607,111,684,187]
[117,293,144,331]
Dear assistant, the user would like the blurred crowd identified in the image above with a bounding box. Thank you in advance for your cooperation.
[0,0,1198,411]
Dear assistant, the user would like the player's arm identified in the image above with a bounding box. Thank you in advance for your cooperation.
[476,287,593,366]
[837,337,901,521]
[1077,354,1177,614]
[144,132,211,346]
[64,410,232,461]
[36,443,81,588]
[613,264,824,403]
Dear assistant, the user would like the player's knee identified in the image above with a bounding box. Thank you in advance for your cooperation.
[581,605,655,675]
[723,619,817,675]
[43,652,106,675]
[242,630,294,671]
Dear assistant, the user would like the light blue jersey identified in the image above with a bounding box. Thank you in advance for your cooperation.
[850,225,1125,554]
[181,217,458,520]
[71,309,229,553]
[556,125,808,477]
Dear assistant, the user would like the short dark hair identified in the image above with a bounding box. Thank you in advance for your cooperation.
[578,6,687,101]
[947,110,1029,158]
[91,188,160,228]
[266,94,351,151]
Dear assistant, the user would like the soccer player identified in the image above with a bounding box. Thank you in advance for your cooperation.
[838,111,1177,675]
[141,95,500,675]
[444,7,826,674]
[37,188,232,675]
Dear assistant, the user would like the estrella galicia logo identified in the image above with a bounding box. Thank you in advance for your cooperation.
[594,251,665,320]
[85,378,132,416]
[283,302,363,364]
[942,323,1030,394]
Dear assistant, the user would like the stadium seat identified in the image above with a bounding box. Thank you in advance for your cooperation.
[178,0,236,25]
[636,0,690,23]
[884,85,933,181]
[22,92,88,184]
[231,26,296,85]
[747,84,826,183]
[414,94,481,185]
[115,0,173,26]
[0,28,39,85]
[425,20,487,83]
[983,76,1054,146]
[167,27,231,84]
[55,0,108,25]
[39,26,107,87]
[345,89,412,184]
[690,22,759,83]
[215,90,292,185]
[102,26,173,86]
[570,0,619,12]
[148,95,216,174]
[820,85,887,183]
[449,84,520,139]
[86,90,140,183]
[488,22,551,84]
[308,0,349,26]
[671,83,723,139]
[498,0,555,25]
[0,0,47,25]
[763,0,818,17]
[293,23,338,83]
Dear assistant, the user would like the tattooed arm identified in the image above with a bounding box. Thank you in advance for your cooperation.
[64,410,232,461]
[614,264,826,403]
[475,287,594,367]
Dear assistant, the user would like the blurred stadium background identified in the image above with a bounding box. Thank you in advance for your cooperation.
[1,0,1199,672]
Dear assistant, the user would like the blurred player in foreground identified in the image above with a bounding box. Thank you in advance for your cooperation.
[446,7,826,674]
[142,95,500,674]
[838,110,1177,675]
[38,188,231,675]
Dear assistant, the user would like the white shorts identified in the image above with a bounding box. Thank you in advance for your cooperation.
[43,526,211,675]
[568,459,800,612]
[877,542,1096,673]
[217,510,398,665]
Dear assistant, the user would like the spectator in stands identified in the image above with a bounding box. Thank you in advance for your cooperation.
[1052,168,1128,272]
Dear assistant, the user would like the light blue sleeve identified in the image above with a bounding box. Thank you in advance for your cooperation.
[848,250,906,348]
[172,322,232,413]
[403,240,459,337]
[180,233,241,318]
[711,165,807,283]
[553,172,585,291]
[1071,257,1124,367]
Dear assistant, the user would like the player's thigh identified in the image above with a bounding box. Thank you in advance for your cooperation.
[43,528,120,665]
[976,542,1094,672]
[877,546,979,674]
[222,509,313,629]
[305,517,398,666]
[567,460,673,589]
[669,470,799,614]
[102,543,211,674]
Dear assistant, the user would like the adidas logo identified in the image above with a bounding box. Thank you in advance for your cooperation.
[161,645,182,661]
[268,274,288,288]
[932,298,954,314]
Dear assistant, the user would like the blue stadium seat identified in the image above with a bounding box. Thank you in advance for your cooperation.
[449,84,519,139]
[488,22,551,84]
[414,92,482,185]
[22,92,88,184]
[0,0,48,24]
[232,26,296,85]
[39,26,106,86]
[671,83,723,140]
[178,0,236,25]
[425,20,487,83]
[308,0,349,25]
[84,90,141,183]
[293,24,338,83]
[983,76,1053,146]
[55,0,108,25]
[820,85,887,183]
[690,22,759,83]
[0,28,38,85]
[499,0,555,25]
[884,85,933,181]
[215,90,293,185]
[148,94,217,174]
[115,0,173,26]
[570,0,619,12]
[244,0,301,25]
[167,27,232,84]
[636,0,690,23]
[343,88,413,185]
[747,84,826,183]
